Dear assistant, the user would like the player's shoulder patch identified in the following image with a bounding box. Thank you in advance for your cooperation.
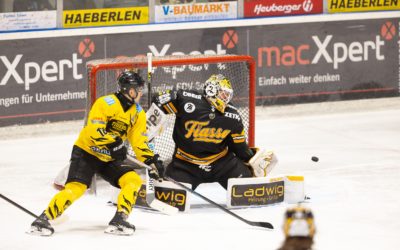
[103,95,116,106]
[136,103,143,112]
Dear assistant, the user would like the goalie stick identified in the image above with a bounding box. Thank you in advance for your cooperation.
[143,162,179,215]
[127,155,274,229]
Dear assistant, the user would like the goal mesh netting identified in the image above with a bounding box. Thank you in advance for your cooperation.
[86,54,255,164]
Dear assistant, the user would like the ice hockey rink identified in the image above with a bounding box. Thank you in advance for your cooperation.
[0,97,399,250]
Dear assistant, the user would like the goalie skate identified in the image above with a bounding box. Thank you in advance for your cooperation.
[104,212,135,236]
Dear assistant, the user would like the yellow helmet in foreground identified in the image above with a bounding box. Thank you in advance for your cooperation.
[283,205,316,238]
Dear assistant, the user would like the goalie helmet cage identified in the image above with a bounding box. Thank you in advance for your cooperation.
[86,54,255,163]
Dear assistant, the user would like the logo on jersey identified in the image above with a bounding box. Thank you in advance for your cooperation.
[198,165,212,172]
[183,91,201,100]
[184,120,231,143]
[209,113,215,120]
[184,102,196,113]
[225,112,241,121]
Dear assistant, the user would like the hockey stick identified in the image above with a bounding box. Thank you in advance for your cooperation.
[147,52,153,109]
[143,53,177,215]
[127,156,274,229]
[144,164,179,215]
[0,193,43,221]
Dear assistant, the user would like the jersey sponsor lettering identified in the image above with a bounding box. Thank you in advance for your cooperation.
[184,120,231,143]
[224,112,241,121]
[106,119,128,137]
[182,91,201,100]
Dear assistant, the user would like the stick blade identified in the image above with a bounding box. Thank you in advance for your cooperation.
[250,221,274,229]
[148,199,179,215]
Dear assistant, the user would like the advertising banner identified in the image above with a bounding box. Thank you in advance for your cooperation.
[244,0,323,17]
[328,0,400,13]
[0,36,105,126]
[63,7,149,28]
[154,2,237,23]
[1,17,398,127]
[250,18,399,105]
[0,11,56,32]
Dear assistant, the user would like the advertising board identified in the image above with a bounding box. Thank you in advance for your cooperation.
[0,16,398,126]
[63,7,149,28]
[244,0,323,17]
[0,36,104,126]
[0,11,56,32]
[328,0,400,13]
[154,2,237,23]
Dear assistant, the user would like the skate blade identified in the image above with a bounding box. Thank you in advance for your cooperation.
[26,226,54,237]
[104,225,134,236]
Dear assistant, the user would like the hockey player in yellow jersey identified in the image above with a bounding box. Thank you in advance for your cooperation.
[29,70,165,236]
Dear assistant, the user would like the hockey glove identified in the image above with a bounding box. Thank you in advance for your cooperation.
[106,137,127,161]
[144,154,165,181]
[248,147,278,177]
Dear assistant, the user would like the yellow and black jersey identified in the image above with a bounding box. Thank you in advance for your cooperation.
[153,89,253,165]
[75,93,153,162]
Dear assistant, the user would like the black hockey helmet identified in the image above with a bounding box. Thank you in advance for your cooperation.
[117,70,145,95]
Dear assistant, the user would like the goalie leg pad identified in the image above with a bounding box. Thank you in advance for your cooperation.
[248,148,278,177]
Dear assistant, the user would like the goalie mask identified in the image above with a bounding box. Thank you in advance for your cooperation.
[117,70,145,98]
[204,74,233,113]
[283,205,316,238]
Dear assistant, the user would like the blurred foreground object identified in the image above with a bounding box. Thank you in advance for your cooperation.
[279,205,316,250]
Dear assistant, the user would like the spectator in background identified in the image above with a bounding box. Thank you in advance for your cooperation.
[279,205,316,250]
[159,0,194,4]
[63,0,96,10]
[104,0,149,7]
[13,0,54,11]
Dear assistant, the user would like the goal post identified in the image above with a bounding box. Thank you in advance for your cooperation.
[86,54,256,163]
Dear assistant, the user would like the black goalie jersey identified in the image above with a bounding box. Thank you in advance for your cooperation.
[153,89,254,165]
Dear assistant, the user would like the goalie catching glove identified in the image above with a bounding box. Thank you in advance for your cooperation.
[144,154,165,181]
[248,148,278,177]
[106,137,127,161]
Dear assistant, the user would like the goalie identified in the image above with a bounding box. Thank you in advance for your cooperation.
[29,70,164,236]
[152,74,277,191]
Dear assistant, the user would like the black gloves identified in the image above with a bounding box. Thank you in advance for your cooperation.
[106,137,127,161]
[144,154,165,181]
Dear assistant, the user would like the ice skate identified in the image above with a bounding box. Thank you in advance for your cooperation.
[28,212,54,236]
[104,212,135,236]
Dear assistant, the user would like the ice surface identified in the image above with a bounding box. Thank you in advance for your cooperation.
[1,97,399,250]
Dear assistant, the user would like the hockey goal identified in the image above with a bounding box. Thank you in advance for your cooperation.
[86,54,255,163]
